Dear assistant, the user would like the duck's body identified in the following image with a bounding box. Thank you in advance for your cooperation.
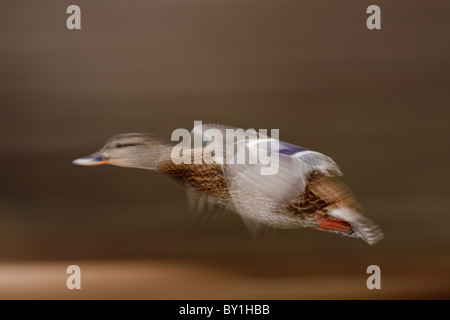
[73,124,384,245]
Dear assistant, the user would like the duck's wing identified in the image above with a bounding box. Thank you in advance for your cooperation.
[193,123,341,204]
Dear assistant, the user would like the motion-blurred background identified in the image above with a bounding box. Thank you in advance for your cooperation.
[0,1,449,299]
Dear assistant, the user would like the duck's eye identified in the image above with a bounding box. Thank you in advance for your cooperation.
[115,143,136,149]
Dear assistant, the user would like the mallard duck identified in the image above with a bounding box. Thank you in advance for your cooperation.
[73,123,383,245]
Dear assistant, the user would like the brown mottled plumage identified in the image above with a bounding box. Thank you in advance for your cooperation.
[287,173,356,216]
[158,158,231,204]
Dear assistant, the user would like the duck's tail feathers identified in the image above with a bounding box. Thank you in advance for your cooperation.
[316,207,384,245]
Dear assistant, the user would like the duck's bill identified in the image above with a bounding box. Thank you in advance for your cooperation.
[72,154,109,166]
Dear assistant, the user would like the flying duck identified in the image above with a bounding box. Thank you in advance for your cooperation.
[73,123,384,245]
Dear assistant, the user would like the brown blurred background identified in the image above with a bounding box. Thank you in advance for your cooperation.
[0,1,449,299]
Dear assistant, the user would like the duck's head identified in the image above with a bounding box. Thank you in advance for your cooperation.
[73,133,166,170]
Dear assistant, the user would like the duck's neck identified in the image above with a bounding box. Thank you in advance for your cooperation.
[139,145,173,170]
